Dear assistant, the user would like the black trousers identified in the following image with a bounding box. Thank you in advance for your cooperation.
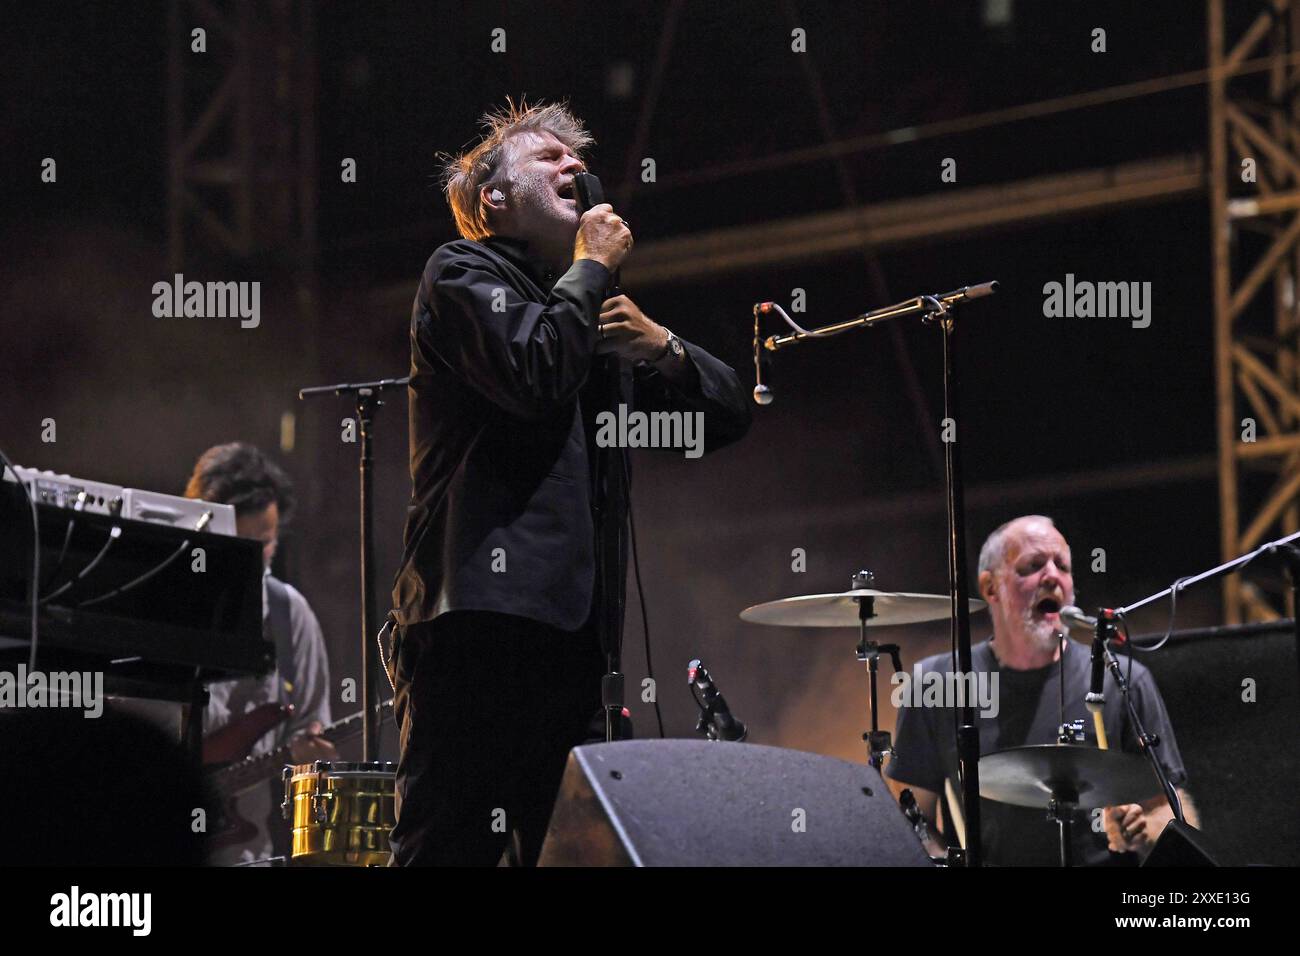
[388,609,605,866]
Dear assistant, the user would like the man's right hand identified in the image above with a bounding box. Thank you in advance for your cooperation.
[574,203,633,273]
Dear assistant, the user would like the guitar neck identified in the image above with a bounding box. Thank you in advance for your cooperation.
[210,700,393,797]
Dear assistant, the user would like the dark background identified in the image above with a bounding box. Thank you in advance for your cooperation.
[1,1,1293,862]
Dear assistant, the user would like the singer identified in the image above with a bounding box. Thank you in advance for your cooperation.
[883,515,1198,865]
[387,99,751,866]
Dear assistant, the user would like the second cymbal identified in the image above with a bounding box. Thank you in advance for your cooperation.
[740,589,987,628]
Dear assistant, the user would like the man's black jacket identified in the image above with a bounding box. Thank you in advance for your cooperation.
[391,235,752,631]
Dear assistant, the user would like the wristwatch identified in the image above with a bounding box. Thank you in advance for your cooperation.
[655,327,684,363]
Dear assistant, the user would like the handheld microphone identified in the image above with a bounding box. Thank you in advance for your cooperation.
[575,172,621,296]
[688,659,748,742]
[573,172,604,213]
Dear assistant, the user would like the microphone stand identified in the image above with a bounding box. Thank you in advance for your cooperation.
[573,173,633,743]
[756,281,998,866]
[1108,527,1300,822]
[1093,608,1185,824]
[299,375,409,761]
[1119,528,1300,698]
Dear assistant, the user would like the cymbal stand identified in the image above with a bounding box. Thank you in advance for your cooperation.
[851,570,903,770]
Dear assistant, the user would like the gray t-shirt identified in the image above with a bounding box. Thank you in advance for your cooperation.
[205,573,331,865]
[885,638,1187,867]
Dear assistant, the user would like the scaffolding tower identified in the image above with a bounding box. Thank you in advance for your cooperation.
[1210,0,1300,623]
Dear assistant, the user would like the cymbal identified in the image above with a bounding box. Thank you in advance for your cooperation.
[739,589,986,628]
[979,745,1161,809]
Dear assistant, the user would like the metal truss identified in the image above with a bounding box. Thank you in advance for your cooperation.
[1210,0,1300,623]
[165,0,318,272]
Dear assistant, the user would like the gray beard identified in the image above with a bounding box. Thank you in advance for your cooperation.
[1021,605,1064,650]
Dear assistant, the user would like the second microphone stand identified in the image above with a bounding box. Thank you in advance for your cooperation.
[299,375,409,761]
[756,281,998,866]
[1107,526,1300,826]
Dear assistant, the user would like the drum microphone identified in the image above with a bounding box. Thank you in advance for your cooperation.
[1059,605,1097,634]
[1057,604,1113,745]
[751,302,777,405]
[1061,605,1128,647]
[688,659,748,742]
[1061,605,1110,717]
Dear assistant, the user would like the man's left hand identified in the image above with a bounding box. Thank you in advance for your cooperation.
[596,295,668,363]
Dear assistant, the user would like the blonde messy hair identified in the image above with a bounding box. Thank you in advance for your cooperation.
[440,97,595,242]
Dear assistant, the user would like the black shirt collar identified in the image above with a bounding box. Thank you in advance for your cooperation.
[483,234,560,289]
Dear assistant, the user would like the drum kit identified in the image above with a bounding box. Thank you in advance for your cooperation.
[740,568,1163,867]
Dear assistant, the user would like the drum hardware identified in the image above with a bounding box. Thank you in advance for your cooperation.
[1046,796,1078,869]
[1053,718,1088,868]
[1058,718,1086,745]
[898,787,956,866]
[849,571,904,770]
[741,570,986,769]
[979,744,1161,868]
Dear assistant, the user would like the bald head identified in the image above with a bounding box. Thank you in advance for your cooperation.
[977,515,1075,663]
[979,515,1056,575]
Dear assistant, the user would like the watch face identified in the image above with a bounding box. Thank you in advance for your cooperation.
[669,335,684,356]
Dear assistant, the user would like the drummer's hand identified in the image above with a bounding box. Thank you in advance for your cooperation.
[289,721,338,763]
[1103,803,1150,854]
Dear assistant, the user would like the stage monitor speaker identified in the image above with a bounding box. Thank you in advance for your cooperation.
[537,739,932,867]
[1142,820,1218,867]
[1140,626,1299,866]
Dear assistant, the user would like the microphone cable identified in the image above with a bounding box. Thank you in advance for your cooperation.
[621,446,665,738]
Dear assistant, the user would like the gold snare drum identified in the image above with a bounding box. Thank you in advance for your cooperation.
[281,761,396,866]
